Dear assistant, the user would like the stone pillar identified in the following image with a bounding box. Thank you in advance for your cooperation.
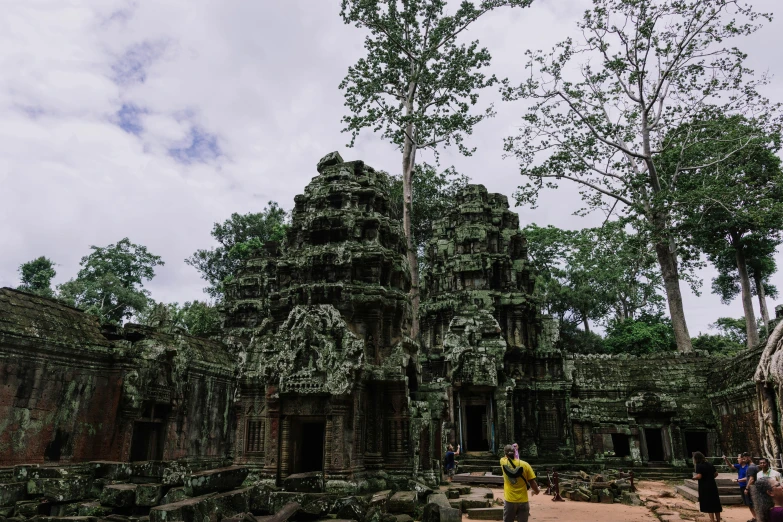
[262,386,280,479]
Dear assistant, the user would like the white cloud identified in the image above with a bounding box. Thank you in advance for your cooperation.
[1,0,782,337]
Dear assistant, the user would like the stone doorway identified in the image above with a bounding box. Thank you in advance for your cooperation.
[644,428,666,462]
[130,422,164,461]
[684,431,709,459]
[289,418,326,474]
[466,405,489,451]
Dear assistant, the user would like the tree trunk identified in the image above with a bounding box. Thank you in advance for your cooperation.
[754,270,771,334]
[653,241,693,352]
[735,243,760,348]
[402,127,420,340]
[582,314,590,334]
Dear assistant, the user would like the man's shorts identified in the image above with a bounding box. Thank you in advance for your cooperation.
[447,468,455,478]
[503,500,530,522]
[742,487,753,506]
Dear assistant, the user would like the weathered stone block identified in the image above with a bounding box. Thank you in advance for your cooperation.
[16,499,48,517]
[30,477,92,502]
[298,496,332,521]
[317,151,344,173]
[184,467,249,496]
[0,482,26,506]
[445,490,459,500]
[136,484,163,507]
[387,492,416,514]
[460,498,490,510]
[281,473,323,493]
[394,515,413,522]
[91,462,133,480]
[369,490,392,509]
[100,484,138,508]
[49,501,83,516]
[160,487,189,506]
[212,488,252,518]
[423,495,460,522]
[465,507,503,520]
[149,493,217,522]
[15,465,67,482]
[407,481,433,502]
[335,496,367,521]
[598,489,613,504]
[78,501,114,517]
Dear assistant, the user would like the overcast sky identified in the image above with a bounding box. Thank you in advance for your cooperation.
[1,0,782,336]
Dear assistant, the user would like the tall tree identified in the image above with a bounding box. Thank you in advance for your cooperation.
[710,236,779,333]
[186,202,288,299]
[339,0,531,338]
[136,300,221,338]
[674,118,783,348]
[58,238,164,325]
[503,0,777,351]
[17,256,57,298]
[389,163,470,273]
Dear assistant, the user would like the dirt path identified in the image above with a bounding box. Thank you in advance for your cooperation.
[453,480,753,522]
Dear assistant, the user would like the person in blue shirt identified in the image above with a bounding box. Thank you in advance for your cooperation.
[444,444,461,483]
[724,452,754,521]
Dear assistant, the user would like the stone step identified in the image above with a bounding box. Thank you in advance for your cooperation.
[683,479,738,492]
[674,485,743,505]
[466,507,503,520]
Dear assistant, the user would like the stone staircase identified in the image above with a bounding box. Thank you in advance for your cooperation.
[456,452,500,475]
[674,473,743,505]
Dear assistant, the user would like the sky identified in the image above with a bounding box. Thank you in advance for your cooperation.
[1,0,782,336]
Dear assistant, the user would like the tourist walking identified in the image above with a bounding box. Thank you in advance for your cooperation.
[444,444,460,483]
[693,452,722,522]
[750,477,783,522]
[758,458,782,483]
[500,444,539,522]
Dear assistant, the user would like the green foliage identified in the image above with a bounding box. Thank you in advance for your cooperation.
[136,300,221,338]
[556,321,607,354]
[17,256,56,298]
[340,0,530,156]
[502,0,778,351]
[390,163,470,256]
[524,221,662,334]
[603,314,677,355]
[710,237,779,304]
[58,238,163,325]
[690,334,743,357]
[186,202,288,299]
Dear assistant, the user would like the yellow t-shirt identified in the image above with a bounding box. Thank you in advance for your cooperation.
[500,457,536,503]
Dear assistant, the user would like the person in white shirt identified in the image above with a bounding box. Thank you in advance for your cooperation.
[757,457,782,482]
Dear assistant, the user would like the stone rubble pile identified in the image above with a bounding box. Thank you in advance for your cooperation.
[554,470,640,505]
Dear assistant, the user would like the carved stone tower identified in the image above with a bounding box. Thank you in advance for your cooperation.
[223,152,419,490]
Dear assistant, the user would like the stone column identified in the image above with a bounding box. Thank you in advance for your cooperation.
[262,386,280,480]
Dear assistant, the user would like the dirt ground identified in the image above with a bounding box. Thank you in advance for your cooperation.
[454,480,754,522]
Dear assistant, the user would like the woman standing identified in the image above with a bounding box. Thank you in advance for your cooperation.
[693,452,722,522]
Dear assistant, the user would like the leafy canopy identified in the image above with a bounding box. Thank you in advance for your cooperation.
[17,256,57,298]
[58,238,163,325]
[186,202,288,299]
[603,313,677,355]
[136,300,221,338]
[340,0,530,156]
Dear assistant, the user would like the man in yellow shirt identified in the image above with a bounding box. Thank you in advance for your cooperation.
[500,444,539,522]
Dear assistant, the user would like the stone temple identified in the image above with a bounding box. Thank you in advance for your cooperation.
[1,151,783,519]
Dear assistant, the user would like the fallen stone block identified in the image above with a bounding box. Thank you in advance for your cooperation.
[14,465,68,482]
[407,481,433,502]
[100,484,138,508]
[298,496,332,520]
[335,496,367,521]
[394,515,413,522]
[281,473,323,494]
[0,482,26,507]
[184,467,249,497]
[49,501,83,516]
[77,501,113,517]
[465,507,503,520]
[149,493,217,522]
[369,490,392,509]
[387,492,416,514]
[423,495,460,522]
[445,490,459,500]
[90,462,133,481]
[16,499,49,517]
[160,487,189,506]
[136,484,163,507]
[212,488,252,518]
[461,498,490,510]
[29,477,92,503]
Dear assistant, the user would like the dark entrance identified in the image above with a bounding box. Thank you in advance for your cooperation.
[130,402,167,461]
[644,428,665,461]
[610,433,631,458]
[290,418,325,474]
[466,405,489,451]
[130,423,164,461]
[684,431,709,459]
